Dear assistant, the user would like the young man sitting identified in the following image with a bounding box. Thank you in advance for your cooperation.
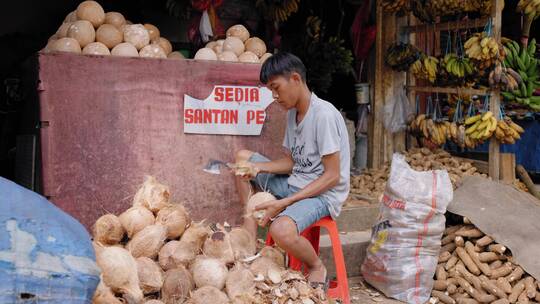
[234,52,350,288]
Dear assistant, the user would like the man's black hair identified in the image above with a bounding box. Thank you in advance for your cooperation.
[259,52,307,84]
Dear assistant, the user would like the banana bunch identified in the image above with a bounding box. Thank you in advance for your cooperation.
[410,115,452,146]
[410,0,436,23]
[488,62,522,91]
[464,111,497,142]
[442,54,475,78]
[306,16,321,40]
[385,43,421,71]
[465,33,504,70]
[517,0,540,20]
[501,39,540,109]
[464,0,493,15]
[410,55,439,83]
[256,0,300,22]
[381,0,409,14]
[495,116,525,144]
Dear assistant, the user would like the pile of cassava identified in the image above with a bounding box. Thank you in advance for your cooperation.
[92,176,327,304]
[431,217,540,304]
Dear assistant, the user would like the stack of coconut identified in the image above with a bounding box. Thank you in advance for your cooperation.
[44,1,184,60]
[194,24,272,64]
[92,176,327,304]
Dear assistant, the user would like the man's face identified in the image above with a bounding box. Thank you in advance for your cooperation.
[266,74,300,110]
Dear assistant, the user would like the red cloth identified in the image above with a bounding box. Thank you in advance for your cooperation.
[351,1,377,76]
[188,0,225,44]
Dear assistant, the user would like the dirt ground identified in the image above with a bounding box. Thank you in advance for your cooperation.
[347,277,404,304]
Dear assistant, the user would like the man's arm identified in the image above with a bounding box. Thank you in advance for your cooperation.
[253,154,294,175]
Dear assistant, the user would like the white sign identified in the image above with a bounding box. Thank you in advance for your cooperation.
[183,85,274,135]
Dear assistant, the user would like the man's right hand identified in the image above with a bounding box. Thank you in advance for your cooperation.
[234,161,260,180]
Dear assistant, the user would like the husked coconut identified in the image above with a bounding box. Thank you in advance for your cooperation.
[226,24,250,42]
[162,266,195,304]
[152,37,172,55]
[217,51,238,62]
[260,53,272,63]
[92,278,124,304]
[189,286,229,304]
[158,240,180,271]
[76,1,105,28]
[64,11,78,23]
[247,192,276,226]
[126,224,167,259]
[83,42,111,55]
[133,176,170,213]
[229,227,256,259]
[260,246,285,267]
[245,37,267,57]
[191,256,228,289]
[172,221,210,266]
[226,263,255,299]
[202,230,234,264]
[168,51,184,60]
[139,44,166,59]
[93,214,124,244]
[145,300,165,304]
[223,36,245,56]
[238,51,259,63]
[52,37,82,54]
[205,41,217,50]
[96,24,123,48]
[105,12,126,28]
[156,204,190,239]
[56,22,72,38]
[43,39,57,53]
[249,256,284,277]
[111,42,139,57]
[67,20,95,48]
[213,39,224,54]
[118,206,155,238]
[136,257,164,294]
[194,48,217,61]
[126,20,133,25]
[144,24,160,41]
[123,24,150,50]
[95,246,144,304]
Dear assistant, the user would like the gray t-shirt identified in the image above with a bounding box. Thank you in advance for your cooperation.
[283,93,350,218]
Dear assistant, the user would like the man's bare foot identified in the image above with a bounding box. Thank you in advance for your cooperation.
[307,261,327,286]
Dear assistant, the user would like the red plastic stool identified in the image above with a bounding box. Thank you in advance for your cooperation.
[266,216,350,304]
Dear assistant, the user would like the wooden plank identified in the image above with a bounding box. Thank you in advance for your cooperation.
[370,0,385,169]
[516,165,540,200]
[401,17,489,33]
[407,86,489,96]
[392,15,407,156]
[499,153,516,182]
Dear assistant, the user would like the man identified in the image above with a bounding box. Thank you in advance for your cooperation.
[235,52,350,288]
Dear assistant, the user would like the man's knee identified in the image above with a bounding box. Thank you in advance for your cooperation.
[235,149,254,162]
[269,216,298,246]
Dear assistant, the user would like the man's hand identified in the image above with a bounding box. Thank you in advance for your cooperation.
[233,161,260,180]
[254,198,290,226]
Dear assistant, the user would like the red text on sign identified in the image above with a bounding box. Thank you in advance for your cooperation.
[214,87,260,102]
[247,110,265,124]
[184,109,239,124]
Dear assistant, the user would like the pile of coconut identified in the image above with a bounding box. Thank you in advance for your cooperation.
[92,176,327,304]
[43,1,184,60]
[194,24,272,64]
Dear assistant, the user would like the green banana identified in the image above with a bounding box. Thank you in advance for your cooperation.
[527,80,535,96]
[528,38,537,55]
[501,92,516,100]
[530,95,540,103]
[517,57,527,71]
[519,70,529,82]
[521,82,528,97]
[505,46,514,64]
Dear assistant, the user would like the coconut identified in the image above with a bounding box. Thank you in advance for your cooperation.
[43,39,57,53]
[249,256,284,277]
[52,37,82,54]
[93,278,124,304]
[194,48,217,61]
[213,39,224,54]
[56,22,72,38]
[111,42,139,57]
[145,300,164,304]
[162,266,195,304]
[136,257,164,294]
[64,11,78,23]
[118,206,155,238]
[202,231,234,264]
[82,42,111,56]
[93,214,124,245]
[171,221,210,266]
[226,24,250,42]
[217,51,238,62]
[126,20,133,25]
[191,256,228,289]
[189,286,229,304]
[139,44,166,59]
[245,37,267,57]
[95,246,144,304]
[152,37,172,55]
[223,36,245,56]
[76,1,105,28]
[105,12,126,28]
[259,246,286,267]
[158,240,180,271]
[67,20,95,48]
[133,176,170,213]
[168,51,185,60]
[238,51,259,64]
[226,263,255,299]
[126,224,167,259]
[205,41,217,50]
[260,53,272,63]
[96,24,123,48]
[156,204,190,239]
[229,227,256,259]
[247,192,276,226]
[123,24,150,50]
[144,24,160,41]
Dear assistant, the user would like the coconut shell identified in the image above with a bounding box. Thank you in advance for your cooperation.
[133,176,170,213]
[76,1,105,28]
[119,206,155,238]
[144,300,165,304]
[259,246,285,267]
[247,192,276,226]
[82,42,111,56]
[229,227,256,259]
[151,37,173,55]
[93,214,124,245]
[245,37,267,57]
[191,256,228,289]
[93,278,124,304]
[126,224,167,259]
[158,240,180,271]
[202,231,234,264]
[136,257,164,295]
[156,204,190,239]
[226,263,255,299]
[213,39,224,54]
[96,24,123,49]
[144,24,160,41]
[168,51,185,60]
[172,222,210,266]
[52,37,82,54]
[226,24,250,42]
[217,51,238,62]
[105,12,126,28]
[64,11,78,23]
[67,20,95,48]
[189,286,229,304]
[223,36,245,56]
[56,22,72,38]
[260,53,272,63]
[123,24,150,50]
[194,48,217,61]
[162,266,195,304]
[249,256,283,277]
[111,42,139,57]
[205,41,217,50]
[238,51,259,63]
[95,246,144,304]
[139,44,167,59]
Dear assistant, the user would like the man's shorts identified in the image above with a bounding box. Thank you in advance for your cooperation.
[248,153,330,233]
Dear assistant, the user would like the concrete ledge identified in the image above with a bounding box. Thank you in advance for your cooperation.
[319,230,372,278]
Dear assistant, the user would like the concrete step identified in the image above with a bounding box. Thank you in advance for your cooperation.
[319,229,372,278]
[323,204,379,235]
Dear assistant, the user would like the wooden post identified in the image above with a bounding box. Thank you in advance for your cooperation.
[499,153,516,183]
[370,0,385,169]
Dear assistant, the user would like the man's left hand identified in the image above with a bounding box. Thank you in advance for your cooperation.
[254,199,290,226]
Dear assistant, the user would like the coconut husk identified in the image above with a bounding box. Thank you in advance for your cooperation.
[136,257,164,294]
[188,286,229,304]
[133,176,170,213]
[93,278,125,304]
[126,224,167,259]
[259,246,286,268]
[171,221,210,266]
[229,227,256,260]
[226,262,255,299]
[202,230,235,264]
[162,266,194,304]
[191,256,228,290]
[158,240,180,271]
[156,204,190,239]
[144,300,164,304]
[119,206,155,238]
[93,214,125,245]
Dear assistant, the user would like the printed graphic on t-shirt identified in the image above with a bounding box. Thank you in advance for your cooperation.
[291,143,312,170]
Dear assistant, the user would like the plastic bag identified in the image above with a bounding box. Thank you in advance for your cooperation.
[383,89,413,134]
[361,153,453,304]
